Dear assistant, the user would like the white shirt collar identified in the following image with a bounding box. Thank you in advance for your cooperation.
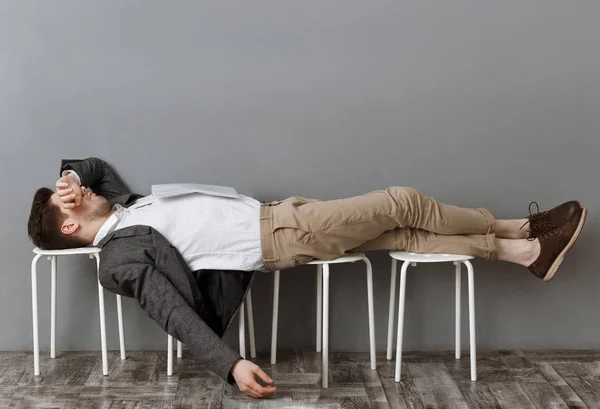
[92,204,127,246]
[91,197,156,246]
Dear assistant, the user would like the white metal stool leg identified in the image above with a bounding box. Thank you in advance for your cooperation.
[316,264,323,353]
[247,290,256,359]
[465,260,477,381]
[177,341,183,359]
[116,295,126,360]
[166,336,182,375]
[394,261,410,382]
[271,270,280,364]
[167,335,174,376]
[31,254,42,376]
[363,257,376,370]
[455,261,461,360]
[50,256,57,359]
[322,263,330,388]
[387,258,397,360]
[239,302,246,359]
[93,254,109,376]
[269,255,372,380]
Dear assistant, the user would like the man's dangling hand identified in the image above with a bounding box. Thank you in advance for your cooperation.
[231,359,276,398]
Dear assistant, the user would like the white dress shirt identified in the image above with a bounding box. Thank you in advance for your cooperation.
[63,171,265,272]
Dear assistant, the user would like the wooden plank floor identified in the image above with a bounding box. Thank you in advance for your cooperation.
[2,349,600,408]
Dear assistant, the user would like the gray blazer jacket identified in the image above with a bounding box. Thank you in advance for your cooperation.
[60,157,254,383]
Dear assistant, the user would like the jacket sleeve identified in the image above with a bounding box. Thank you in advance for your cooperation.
[60,157,132,201]
[100,257,242,383]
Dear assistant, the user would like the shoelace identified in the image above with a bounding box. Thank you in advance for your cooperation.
[520,201,557,240]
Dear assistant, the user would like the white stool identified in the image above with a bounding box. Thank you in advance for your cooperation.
[270,253,376,388]
[387,251,476,382]
[165,289,256,376]
[31,247,126,376]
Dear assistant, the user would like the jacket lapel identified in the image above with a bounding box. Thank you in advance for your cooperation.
[97,226,199,312]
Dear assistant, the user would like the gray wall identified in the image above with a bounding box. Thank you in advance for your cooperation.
[1,1,599,356]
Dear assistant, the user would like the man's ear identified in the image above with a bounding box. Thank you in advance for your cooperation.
[61,219,80,236]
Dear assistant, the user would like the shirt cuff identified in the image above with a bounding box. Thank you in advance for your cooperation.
[62,170,81,186]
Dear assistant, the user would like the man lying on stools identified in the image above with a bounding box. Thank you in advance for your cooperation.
[27,157,587,398]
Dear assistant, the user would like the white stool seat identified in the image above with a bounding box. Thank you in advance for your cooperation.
[387,251,477,383]
[390,251,473,263]
[31,247,126,377]
[271,252,376,388]
[306,254,367,265]
[33,247,102,256]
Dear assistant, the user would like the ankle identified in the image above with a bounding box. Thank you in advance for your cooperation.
[517,219,530,239]
[524,239,541,266]
[496,219,530,239]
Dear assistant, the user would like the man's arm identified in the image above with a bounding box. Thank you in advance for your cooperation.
[100,252,242,382]
[60,157,132,201]
[99,236,276,397]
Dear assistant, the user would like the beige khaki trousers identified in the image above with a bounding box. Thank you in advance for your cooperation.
[259,186,496,272]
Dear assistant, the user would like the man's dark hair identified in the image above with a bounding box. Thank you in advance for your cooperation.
[27,187,88,250]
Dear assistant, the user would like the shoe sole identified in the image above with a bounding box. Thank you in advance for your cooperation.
[543,207,587,282]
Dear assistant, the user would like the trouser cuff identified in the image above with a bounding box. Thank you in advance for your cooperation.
[476,207,496,234]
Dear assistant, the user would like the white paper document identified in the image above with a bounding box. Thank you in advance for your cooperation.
[151,183,240,199]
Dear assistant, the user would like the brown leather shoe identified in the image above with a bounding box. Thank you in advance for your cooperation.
[528,207,587,281]
[523,200,583,239]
